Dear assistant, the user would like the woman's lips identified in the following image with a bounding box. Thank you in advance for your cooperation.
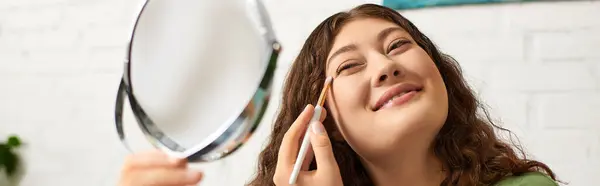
[378,90,420,110]
[372,83,423,111]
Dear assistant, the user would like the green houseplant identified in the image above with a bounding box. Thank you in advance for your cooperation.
[0,135,22,185]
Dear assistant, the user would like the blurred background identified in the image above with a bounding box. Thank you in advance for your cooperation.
[0,0,598,185]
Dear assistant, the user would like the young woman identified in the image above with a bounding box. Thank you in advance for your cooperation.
[118,3,558,186]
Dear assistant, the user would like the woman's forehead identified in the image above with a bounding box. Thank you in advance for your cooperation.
[326,19,408,64]
[339,18,403,38]
[330,19,405,50]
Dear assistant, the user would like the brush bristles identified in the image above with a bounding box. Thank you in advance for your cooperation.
[317,76,333,107]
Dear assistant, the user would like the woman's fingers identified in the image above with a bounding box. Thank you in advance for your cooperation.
[122,150,186,171]
[319,106,327,122]
[122,168,203,186]
[277,105,315,168]
[301,106,327,171]
[119,150,203,186]
[273,105,344,186]
[300,146,314,171]
[309,120,338,172]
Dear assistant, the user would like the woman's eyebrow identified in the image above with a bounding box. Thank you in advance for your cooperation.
[327,44,358,68]
[377,27,404,42]
[326,27,403,69]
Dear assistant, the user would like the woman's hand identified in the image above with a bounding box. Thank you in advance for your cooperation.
[273,104,343,186]
[118,150,204,186]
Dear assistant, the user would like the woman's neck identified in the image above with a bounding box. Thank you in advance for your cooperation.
[360,144,446,186]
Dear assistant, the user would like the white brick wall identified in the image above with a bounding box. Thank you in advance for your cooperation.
[0,0,598,186]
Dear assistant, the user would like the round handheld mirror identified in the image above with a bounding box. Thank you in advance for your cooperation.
[114,0,280,162]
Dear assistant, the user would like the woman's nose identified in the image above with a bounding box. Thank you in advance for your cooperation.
[369,51,405,87]
[378,69,400,82]
[373,61,403,87]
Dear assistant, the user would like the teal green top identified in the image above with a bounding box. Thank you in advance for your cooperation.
[494,172,558,186]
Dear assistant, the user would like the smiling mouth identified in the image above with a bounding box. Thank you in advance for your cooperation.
[372,84,423,111]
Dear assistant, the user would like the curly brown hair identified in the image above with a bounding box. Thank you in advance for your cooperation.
[247,3,556,186]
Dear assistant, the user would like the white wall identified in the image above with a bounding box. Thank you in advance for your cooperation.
[0,0,598,185]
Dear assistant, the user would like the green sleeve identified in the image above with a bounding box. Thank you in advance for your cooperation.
[494,172,558,186]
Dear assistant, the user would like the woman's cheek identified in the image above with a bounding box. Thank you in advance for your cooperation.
[332,81,360,113]
[333,82,352,107]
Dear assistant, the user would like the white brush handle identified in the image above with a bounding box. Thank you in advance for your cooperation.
[289,105,323,185]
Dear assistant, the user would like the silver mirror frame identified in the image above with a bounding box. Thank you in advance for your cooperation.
[114,0,280,162]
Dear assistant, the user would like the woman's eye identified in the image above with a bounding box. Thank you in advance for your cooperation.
[336,62,360,74]
[387,40,410,54]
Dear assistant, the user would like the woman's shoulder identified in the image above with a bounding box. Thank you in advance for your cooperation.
[494,172,558,186]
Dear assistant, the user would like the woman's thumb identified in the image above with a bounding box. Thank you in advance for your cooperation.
[309,121,337,170]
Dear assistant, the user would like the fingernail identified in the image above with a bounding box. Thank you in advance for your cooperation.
[304,104,311,112]
[311,121,325,135]
[187,171,203,181]
[170,157,183,164]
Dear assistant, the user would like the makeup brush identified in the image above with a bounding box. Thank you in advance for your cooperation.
[289,76,333,185]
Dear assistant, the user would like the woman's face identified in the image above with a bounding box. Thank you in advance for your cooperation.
[325,18,448,158]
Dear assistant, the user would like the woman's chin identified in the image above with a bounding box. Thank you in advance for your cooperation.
[373,108,443,140]
[375,96,446,127]
[375,102,430,124]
